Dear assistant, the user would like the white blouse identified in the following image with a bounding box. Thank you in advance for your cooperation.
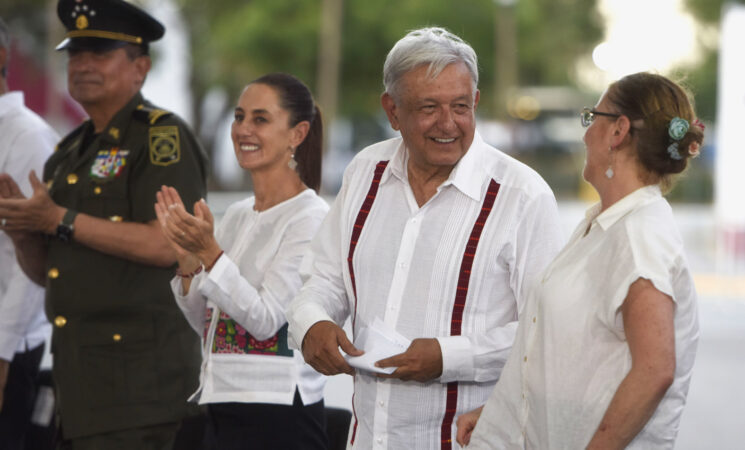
[288,133,564,449]
[468,185,699,449]
[172,189,329,406]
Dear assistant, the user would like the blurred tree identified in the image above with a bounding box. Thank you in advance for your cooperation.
[179,0,601,122]
[680,0,745,121]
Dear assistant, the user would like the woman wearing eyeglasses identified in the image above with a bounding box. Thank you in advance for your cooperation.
[456,72,703,449]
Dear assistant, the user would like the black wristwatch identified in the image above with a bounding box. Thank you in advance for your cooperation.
[56,209,78,243]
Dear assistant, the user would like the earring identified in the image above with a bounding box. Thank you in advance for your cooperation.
[605,146,614,179]
[288,149,298,170]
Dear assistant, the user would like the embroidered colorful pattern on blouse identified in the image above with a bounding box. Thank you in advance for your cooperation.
[210,311,292,356]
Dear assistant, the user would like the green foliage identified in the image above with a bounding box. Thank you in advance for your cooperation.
[181,0,602,118]
[515,0,600,85]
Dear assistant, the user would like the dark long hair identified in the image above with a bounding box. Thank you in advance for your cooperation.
[250,73,323,192]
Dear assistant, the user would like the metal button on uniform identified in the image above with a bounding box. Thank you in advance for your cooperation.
[67,174,78,184]
[532,317,536,323]
[112,333,122,342]
[48,268,59,279]
[46,180,53,189]
[94,186,102,195]
[54,316,67,328]
[109,215,123,222]
[523,356,527,362]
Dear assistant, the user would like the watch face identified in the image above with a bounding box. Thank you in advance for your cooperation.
[56,223,73,243]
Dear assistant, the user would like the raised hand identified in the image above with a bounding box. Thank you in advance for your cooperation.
[0,171,64,236]
[155,186,220,265]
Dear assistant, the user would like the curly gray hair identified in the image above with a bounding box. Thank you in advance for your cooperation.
[383,27,478,100]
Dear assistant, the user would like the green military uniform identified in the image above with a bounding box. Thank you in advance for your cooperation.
[42,91,207,439]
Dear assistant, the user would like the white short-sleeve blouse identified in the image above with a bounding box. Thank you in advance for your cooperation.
[469,185,699,449]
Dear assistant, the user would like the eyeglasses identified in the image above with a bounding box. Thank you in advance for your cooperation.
[580,107,621,128]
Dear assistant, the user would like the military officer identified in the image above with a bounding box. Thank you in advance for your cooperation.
[0,0,208,448]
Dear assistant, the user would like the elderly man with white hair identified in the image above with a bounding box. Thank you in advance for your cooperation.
[287,27,564,449]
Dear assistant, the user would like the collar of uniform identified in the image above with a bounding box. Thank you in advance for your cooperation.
[0,91,24,118]
[98,91,145,145]
[385,131,486,202]
[589,184,662,231]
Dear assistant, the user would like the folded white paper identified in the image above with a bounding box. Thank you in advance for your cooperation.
[344,317,412,375]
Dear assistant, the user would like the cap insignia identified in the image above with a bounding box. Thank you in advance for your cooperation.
[76,15,88,30]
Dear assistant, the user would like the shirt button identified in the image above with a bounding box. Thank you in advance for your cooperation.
[54,316,67,328]
[378,400,384,407]
[377,437,383,444]
[66,174,78,184]
[48,268,59,279]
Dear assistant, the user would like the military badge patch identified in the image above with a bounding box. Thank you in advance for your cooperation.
[89,148,129,180]
[149,126,180,166]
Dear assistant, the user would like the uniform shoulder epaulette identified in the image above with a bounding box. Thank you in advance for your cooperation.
[134,103,174,125]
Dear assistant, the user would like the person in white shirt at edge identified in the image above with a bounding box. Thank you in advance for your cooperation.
[153,73,329,449]
[457,72,703,450]
[0,17,55,449]
[287,27,564,450]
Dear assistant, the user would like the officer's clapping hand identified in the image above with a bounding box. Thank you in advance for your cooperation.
[301,321,363,376]
[0,171,64,239]
[155,186,220,265]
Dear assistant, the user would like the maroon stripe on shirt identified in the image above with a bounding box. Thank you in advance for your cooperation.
[440,179,500,449]
[347,160,389,446]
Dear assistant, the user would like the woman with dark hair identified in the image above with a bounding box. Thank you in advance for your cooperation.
[154,73,329,449]
[456,72,703,449]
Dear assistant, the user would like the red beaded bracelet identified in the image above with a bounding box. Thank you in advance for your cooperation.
[205,250,224,273]
[176,265,203,279]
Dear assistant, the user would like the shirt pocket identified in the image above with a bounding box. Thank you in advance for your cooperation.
[78,315,158,408]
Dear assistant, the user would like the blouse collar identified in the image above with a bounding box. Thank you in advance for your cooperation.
[586,184,663,231]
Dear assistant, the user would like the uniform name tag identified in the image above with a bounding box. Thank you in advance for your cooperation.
[90,148,129,180]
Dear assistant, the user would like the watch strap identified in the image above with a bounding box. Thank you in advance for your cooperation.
[61,209,78,227]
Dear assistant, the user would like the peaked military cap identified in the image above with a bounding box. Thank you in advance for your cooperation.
[56,0,164,52]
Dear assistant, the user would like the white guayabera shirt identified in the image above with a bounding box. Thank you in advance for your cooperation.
[288,132,564,450]
[0,92,56,362]
[469,185,699,450]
